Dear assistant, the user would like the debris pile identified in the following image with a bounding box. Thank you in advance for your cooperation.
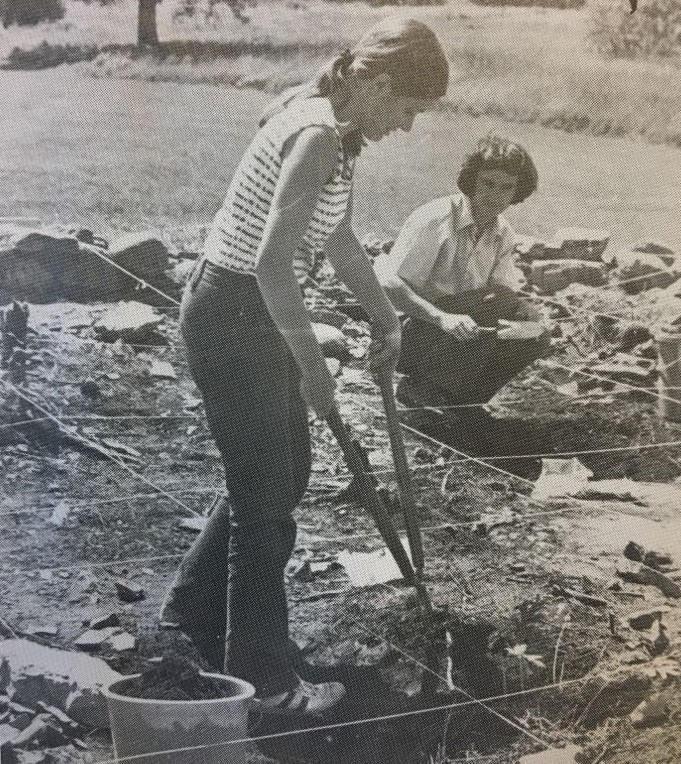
[0,638,124,762]
[517,228,610,295]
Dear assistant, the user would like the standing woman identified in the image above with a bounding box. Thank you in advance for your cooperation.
[161,17,449,716]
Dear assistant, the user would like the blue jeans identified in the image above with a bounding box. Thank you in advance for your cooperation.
[165,260,311,695]
[398,285,550,404]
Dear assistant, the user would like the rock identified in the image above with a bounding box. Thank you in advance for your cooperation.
[616,559,681,598]
[83,613,120,631]
[169,257,196,286]
[630,692,670,728]
[627,606,670,631]
[0,724,20,747]
[623,541,673,571]
[580,669,651,726]
[148,360,177,380]
[0,638,121,727]
[615,250,680,294]
[108,233,169,282]
[10,714,69,749]
[107,632,136,652]
[74,627,119,651]
[311,323,351,363]
[632,240,676,264]
[114,579,145,603]
[93,302,163,345]
[308,309,349,329]
[325,358,342,377]
[530,259,606,294]
[519,745,582,764]
[550,228,610,261]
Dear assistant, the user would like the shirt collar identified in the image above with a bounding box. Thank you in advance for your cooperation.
[452,193,503,237]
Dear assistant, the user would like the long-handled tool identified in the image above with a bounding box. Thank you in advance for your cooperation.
[376,367,425,577]
[326,407,432,610]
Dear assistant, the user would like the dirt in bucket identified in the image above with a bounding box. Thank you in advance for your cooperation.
[116,651,233,700]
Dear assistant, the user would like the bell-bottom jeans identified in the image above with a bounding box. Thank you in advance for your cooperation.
[164,260,311,696]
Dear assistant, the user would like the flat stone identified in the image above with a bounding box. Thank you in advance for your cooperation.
[580,669,651,727]
[74,627,119,650]
[93,302,163,344]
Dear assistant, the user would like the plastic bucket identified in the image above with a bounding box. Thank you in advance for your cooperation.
[104,673,255,764]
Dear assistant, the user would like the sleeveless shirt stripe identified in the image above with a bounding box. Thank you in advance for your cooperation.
[203,98,354,281]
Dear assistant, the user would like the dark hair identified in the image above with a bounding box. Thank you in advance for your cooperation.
[259,18,449,156]
[457,135,538,204]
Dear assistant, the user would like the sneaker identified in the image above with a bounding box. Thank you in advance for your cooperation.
[254,676,346,717]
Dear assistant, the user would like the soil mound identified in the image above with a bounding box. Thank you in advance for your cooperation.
[115,652,232,700]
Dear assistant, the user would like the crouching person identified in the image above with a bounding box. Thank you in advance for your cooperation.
[375,135,550,409]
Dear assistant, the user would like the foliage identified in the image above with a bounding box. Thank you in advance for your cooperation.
[323,0,443,6]
[3,40,99,68]
[590,0,681,61]
[470,0,583,8]
[0,0,65,27]
[172,0,256,23]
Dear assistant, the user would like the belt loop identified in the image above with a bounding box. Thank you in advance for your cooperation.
[189,258,208,292]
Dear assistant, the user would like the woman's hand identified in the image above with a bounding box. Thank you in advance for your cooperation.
[369,322,402,373]
[300,357,337,418]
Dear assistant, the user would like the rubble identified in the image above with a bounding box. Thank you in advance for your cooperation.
[113,579,145,603]
[0,638,121,727]
[529,259,607,295]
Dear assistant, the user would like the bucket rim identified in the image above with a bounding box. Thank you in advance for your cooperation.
[104,671,256,705]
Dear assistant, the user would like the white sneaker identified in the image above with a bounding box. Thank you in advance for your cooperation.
[254,676,346,717]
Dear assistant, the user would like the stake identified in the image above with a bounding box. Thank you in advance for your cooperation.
[376,367,425,575]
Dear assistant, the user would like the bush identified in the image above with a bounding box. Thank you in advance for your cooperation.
[1,0,65,27]
[324,0,443,7]
[590,0,681,61]
[470,0,583,7]
[2,41,99,68]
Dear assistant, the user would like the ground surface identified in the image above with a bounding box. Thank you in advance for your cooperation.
[1,55,681,764]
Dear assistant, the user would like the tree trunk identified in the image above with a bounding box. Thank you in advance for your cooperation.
[138,0,159,46]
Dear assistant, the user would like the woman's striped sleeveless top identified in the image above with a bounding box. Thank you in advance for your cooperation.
[203,97,355,282]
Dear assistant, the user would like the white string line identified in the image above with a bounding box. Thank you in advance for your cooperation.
[9,553,186,575]
[353,619,552,749]
[542,358,681,406]
[0,379,201,519]
[406,437,681,463]
[0,487,224,520]
[78,245,182,307]
[0,413,201,430]
[87,677,588,764]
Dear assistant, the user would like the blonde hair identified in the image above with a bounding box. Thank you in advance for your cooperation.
[259,17,449,151]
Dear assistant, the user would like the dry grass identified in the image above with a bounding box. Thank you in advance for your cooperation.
[2,0,681,146]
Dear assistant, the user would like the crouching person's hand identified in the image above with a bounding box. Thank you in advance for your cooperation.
[438,313,479,341]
